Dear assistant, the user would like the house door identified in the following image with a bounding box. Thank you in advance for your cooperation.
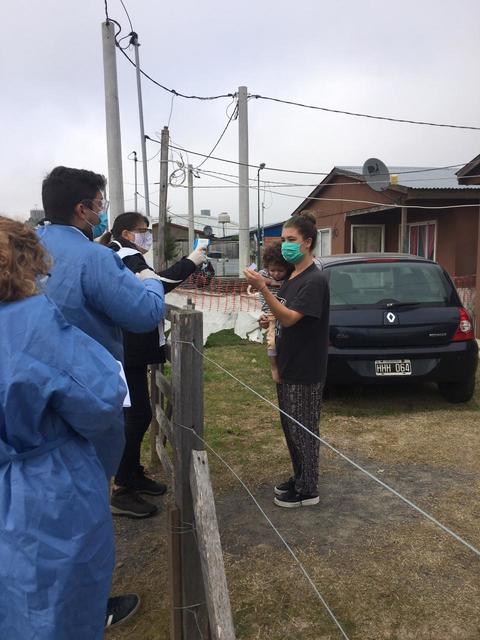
[408,222,436,260]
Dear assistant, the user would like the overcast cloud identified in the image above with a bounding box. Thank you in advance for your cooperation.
[1,0,479,225]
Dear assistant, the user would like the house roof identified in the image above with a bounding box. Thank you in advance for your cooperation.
[455,154,480,178]
[337,166,480,190]
[291,164,480,216]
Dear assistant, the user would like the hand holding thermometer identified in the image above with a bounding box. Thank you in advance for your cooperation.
[194,238,210,250]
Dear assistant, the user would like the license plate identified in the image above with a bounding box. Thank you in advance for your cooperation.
[375,359,412,376]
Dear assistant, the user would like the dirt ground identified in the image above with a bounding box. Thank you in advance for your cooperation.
[108,340,480,640]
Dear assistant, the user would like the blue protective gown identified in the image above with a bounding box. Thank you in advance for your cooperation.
[0,294,127,640]
[38,224,165,477]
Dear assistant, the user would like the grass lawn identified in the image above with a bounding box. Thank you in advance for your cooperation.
[111,330,480,640]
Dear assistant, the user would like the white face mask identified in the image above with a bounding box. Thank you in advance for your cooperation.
[134,230,153,252]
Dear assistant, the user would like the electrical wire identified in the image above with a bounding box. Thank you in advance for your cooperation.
[249,94,480,131]
[110,18,479,131]
[118,0,133,32]
[173,170,480,210]
[167,93,176,128]
[195,98,238,170]
[153,141,469,178]
[197,167,480,188]
[117,47,235,100]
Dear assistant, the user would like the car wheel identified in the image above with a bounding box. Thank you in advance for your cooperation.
[438,376,476,404]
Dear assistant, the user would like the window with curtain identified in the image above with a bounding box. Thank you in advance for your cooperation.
[408,222,436,260]
[351,225,384,253]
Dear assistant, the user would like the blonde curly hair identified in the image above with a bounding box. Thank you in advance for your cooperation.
[0,216,51,302]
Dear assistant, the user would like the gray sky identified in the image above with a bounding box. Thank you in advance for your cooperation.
[1,0,479,226]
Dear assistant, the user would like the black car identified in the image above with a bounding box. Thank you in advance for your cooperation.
[315,254,478,403]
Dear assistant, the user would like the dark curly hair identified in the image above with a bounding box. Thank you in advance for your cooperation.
[262,239,292,272]
[0,216,51,302]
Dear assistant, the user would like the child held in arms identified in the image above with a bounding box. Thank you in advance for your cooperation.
[257,240,293,382]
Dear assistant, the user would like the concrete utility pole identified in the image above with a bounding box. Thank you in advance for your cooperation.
[157,126,170,270]
[131,32,150,217]
[238,86,250,275]
[188,164,195,248]
[257,163,265,265]
[101,21,125,220]
[132,151,138,211]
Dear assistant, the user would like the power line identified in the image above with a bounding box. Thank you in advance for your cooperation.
[197,167,480,188]
[118,0,133,32]
[153,141,469,178]
[108,16,480,131]
[178,169,480,210]
[195,98,238,170]
[117,47,235,100]
[248,94,480,131]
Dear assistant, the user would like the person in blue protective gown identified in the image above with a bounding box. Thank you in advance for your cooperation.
[37,165,165,628]
[0,216,127,640]
[37,166,165,480]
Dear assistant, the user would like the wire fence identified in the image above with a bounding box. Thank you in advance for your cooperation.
[177,274,262,313]
[159,337,480,637]
[177,339,480,561]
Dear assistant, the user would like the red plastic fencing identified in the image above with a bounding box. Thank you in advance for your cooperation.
[177,275,262,313]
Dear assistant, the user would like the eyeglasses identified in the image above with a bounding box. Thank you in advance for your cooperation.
[81,198,110,212]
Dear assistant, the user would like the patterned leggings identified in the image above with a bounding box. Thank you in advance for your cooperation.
[276,381,324,496]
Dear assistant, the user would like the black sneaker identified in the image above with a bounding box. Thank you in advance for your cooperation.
[274,489,319,508]
[105,594,140,630]
[110,487,158,518]
[274,477,295,496]
[131,467,167,496]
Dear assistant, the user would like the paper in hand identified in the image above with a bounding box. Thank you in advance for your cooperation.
[116,360,131,408]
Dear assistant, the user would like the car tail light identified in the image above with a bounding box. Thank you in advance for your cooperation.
[452,307,475,342]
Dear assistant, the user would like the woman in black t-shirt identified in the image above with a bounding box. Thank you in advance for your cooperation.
[244,211,329,508]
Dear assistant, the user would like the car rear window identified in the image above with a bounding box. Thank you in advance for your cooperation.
[325,261,454,308]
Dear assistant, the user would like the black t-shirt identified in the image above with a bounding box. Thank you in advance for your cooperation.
[275,263,330,384]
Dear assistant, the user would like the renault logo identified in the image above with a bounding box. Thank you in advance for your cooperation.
[385,311,397,324]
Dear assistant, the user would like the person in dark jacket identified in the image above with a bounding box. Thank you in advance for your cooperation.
[100,212,206,518]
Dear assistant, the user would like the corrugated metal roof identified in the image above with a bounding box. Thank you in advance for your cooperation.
[337,166,480,190]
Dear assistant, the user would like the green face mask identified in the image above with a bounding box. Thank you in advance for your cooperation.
[281,241,304,264]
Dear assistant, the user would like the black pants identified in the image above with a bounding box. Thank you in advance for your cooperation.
[114,365,152,487]
[276,381,324,495]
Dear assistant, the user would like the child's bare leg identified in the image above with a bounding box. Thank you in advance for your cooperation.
[269,355,281,383]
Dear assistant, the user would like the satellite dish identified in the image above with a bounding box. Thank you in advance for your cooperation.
[203,225,213,237]
[362,158,390,192]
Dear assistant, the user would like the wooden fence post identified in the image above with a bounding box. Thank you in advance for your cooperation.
[168,507,183,640]
[149,364,160,467]
[190,450,236,640]
[171,308,209,639]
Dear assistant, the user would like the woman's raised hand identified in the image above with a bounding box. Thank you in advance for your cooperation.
[244,268,267,291]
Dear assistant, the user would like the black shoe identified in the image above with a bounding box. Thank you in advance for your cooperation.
[274,489,319,508]
[111,487,158,518]
[105,593,140,630]
[131,467,167,496]
[274,477,295,496]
